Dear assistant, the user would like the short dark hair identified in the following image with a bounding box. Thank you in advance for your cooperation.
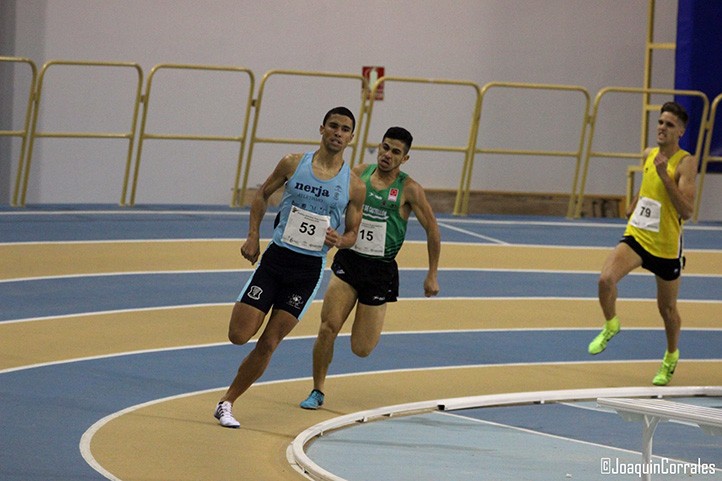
[661,101,689,128]
[323,106,356,132]
[383,126,413,153]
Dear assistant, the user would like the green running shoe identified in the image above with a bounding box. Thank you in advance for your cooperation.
[587,318,620,355]
[652,350,679,386]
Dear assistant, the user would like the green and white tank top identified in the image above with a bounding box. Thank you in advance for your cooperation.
[351,165,408,261]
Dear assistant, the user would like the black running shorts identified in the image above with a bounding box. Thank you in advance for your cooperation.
[620,235,684,281]
[331,248,399,306]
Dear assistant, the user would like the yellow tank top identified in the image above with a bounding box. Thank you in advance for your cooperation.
[624,147,689,258]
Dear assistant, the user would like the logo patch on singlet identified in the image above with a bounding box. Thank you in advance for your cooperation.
[388,188,399,202]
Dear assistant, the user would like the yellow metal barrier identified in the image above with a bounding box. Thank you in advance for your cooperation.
[358,75,482,217]
[628,1,676,218]
[126,63,255,206]
[696,92,722,222]
[573,87,709,219]
[237,69,368,207]
[640,0,676,153]
[18,60,143,206]
[462,82,590,217]
[625,164,644,216]
[1,57,38,206]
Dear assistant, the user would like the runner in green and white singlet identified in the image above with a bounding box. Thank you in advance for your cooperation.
[352,164,408,261]
[300,126,442,410]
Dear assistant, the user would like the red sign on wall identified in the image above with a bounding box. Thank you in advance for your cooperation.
[362,66,385,101]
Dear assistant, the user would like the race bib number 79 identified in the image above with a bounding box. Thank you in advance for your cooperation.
[629,196,661,232]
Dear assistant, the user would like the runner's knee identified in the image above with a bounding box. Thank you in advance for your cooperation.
[255,335,283,355]
[598,272,616,293]
[228,326,252,345]
[318,317,343,339]
[350,336,377,357]
[351,343,373,358]
[656,302,679,323]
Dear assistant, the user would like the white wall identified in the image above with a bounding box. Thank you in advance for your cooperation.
[6,0,716,220]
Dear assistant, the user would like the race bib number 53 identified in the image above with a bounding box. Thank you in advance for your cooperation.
[282,206,330,251]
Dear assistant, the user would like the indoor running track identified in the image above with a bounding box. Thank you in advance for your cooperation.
[1,205,720,481]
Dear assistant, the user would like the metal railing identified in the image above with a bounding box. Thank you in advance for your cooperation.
[465,82,591,218]
[17,60,144,206]
[640,0,676,153]
[126,63,255,206]
[236,69,368,207]
[6,59,718,220]
[696,92,722,222]
[1,57,38,207]
[356,75,482,216]
[572,86,709,219]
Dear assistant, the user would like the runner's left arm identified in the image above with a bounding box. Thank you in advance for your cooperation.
[406,178,441,297]
[325,172,366,249]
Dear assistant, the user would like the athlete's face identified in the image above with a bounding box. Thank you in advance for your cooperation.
[656,112,685,147]
[319,114,354,153]
[376,137,409,172]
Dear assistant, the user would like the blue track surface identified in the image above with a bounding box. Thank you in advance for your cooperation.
[2,270,720,322]
[2,331,722,481]
[1,206,720,481]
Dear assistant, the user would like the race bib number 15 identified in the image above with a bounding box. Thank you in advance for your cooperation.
[351,218,387,257]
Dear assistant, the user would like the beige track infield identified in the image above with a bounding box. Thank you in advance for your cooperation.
[90,362,722,481]
[4,241,720,480]
[3,239,718,371]
[3,241,719,369]
[2,240,721,279]
[5,299,721,481]
[2,299,721,371]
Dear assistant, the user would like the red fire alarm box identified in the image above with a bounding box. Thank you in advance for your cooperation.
[362,66,385,100]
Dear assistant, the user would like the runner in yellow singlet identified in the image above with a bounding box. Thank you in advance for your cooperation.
[587,101,698,386]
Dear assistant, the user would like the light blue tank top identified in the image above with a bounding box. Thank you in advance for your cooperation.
[272,151,350,256]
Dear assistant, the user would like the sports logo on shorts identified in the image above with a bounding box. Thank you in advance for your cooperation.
[287,293,304,310]
[247,285,263,300]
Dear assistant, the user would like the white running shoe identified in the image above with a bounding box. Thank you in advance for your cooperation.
[214,401,240,428]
